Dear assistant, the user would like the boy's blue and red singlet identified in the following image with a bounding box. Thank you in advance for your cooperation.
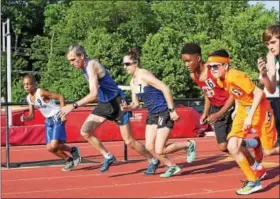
[193,68,229,107]
[136,85,167,114]
[82,58,125,103]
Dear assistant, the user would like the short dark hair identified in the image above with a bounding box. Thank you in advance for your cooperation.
[208,49,230,58]
[23,74,36,83]
[181,43,201,55]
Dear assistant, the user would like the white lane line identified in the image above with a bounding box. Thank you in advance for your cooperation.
[150,188,237,198]
[2,173,243,195]
[1,154,231,172]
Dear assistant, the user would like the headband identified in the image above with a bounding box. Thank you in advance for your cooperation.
[207,56,230,64]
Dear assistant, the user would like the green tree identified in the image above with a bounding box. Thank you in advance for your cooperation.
[3,0,279,101]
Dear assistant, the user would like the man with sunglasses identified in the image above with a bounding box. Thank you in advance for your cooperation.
[59,44,159,174]
[207,49,279,195]
[181,44,265,180]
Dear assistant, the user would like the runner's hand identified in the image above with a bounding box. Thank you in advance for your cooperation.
[257,57,268,77]
[59,104,74,117]
[206,112,221,125]
[61,116,67,123]
[170,111,179,121]
[120,99,129,111]
[200,113,207,124]
[243,116,252,132]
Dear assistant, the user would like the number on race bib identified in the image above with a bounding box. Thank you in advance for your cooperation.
[202,86,215,98]
[138,84,142,93]
[37,99,43,106]
[205,79,215,88]
[266,110,272,123]
[158,116,164,126]
[231,88,242,96]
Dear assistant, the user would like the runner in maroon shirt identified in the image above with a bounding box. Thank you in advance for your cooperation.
[182,44,234,152]
[181,44,266,181]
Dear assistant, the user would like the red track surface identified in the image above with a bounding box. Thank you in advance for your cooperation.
[1,137,279,198]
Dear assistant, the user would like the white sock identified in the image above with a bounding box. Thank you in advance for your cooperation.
[151,157,159,164]
[105,153,112,159]
[251,160,263,170]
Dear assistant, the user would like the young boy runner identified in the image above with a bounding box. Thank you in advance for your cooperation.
[207,49,279,195]
[181,44,265,181]
[21,74,81,171]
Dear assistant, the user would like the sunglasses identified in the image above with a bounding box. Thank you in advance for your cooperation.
[123,62,135,67]
[207,64,222,70]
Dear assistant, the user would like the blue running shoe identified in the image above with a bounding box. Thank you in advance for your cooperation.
[100,155,116,173]
[61,158,74,172]
[186,140,196,163]
[144,158,160,175]
[71,146,81,167]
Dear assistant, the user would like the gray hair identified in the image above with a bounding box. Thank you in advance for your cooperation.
[66,44,87,56]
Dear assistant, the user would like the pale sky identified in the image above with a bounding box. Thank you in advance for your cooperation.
[248,1,279,12]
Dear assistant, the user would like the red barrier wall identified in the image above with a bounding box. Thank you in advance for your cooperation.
[1,106,210,146]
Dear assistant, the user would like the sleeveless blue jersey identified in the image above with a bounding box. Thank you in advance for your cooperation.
[136,85,167,113]
[82,59,125,102]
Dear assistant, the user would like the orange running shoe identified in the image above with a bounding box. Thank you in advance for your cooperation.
[254,137,263,163]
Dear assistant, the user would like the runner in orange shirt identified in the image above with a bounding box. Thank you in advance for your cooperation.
[181,43,266,181]
[207,49,279,195]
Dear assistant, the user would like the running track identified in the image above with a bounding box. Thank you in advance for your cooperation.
[1,137,279,198]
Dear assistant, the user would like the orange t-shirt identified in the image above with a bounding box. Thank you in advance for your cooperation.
[217,69,264,106]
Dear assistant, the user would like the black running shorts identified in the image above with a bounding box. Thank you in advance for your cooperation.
[146,110,174,129]
[92,95,132,125]
[210,105,234,144]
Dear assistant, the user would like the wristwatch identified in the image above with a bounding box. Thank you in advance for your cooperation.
[168,107,175,113]
[72,102,78,109]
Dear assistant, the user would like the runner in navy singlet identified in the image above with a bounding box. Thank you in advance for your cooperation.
[59,44,156,173]
[121,48,197,178]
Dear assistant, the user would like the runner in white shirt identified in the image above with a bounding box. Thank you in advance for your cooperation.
[21,74,81,171]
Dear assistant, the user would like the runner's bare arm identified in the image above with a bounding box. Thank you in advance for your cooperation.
[21,103,34,121]
[40,89,65,107]
[75,61,99,106]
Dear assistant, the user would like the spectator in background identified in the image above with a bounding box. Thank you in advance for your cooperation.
[258,24,280,145]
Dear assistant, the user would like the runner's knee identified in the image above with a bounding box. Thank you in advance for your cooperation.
[124,137,135,148]
[227,139,240,155]
[80,131,92,140]
[155,147,164,155]
[145,144,154,153]
[218,143,228,153]
[47,143,58,153]
[81,120,96,139]
[81,120,95,134]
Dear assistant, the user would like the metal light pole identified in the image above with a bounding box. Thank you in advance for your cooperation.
[2,18,12,168]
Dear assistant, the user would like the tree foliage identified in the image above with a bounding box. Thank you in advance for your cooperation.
[1,0,278,101]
